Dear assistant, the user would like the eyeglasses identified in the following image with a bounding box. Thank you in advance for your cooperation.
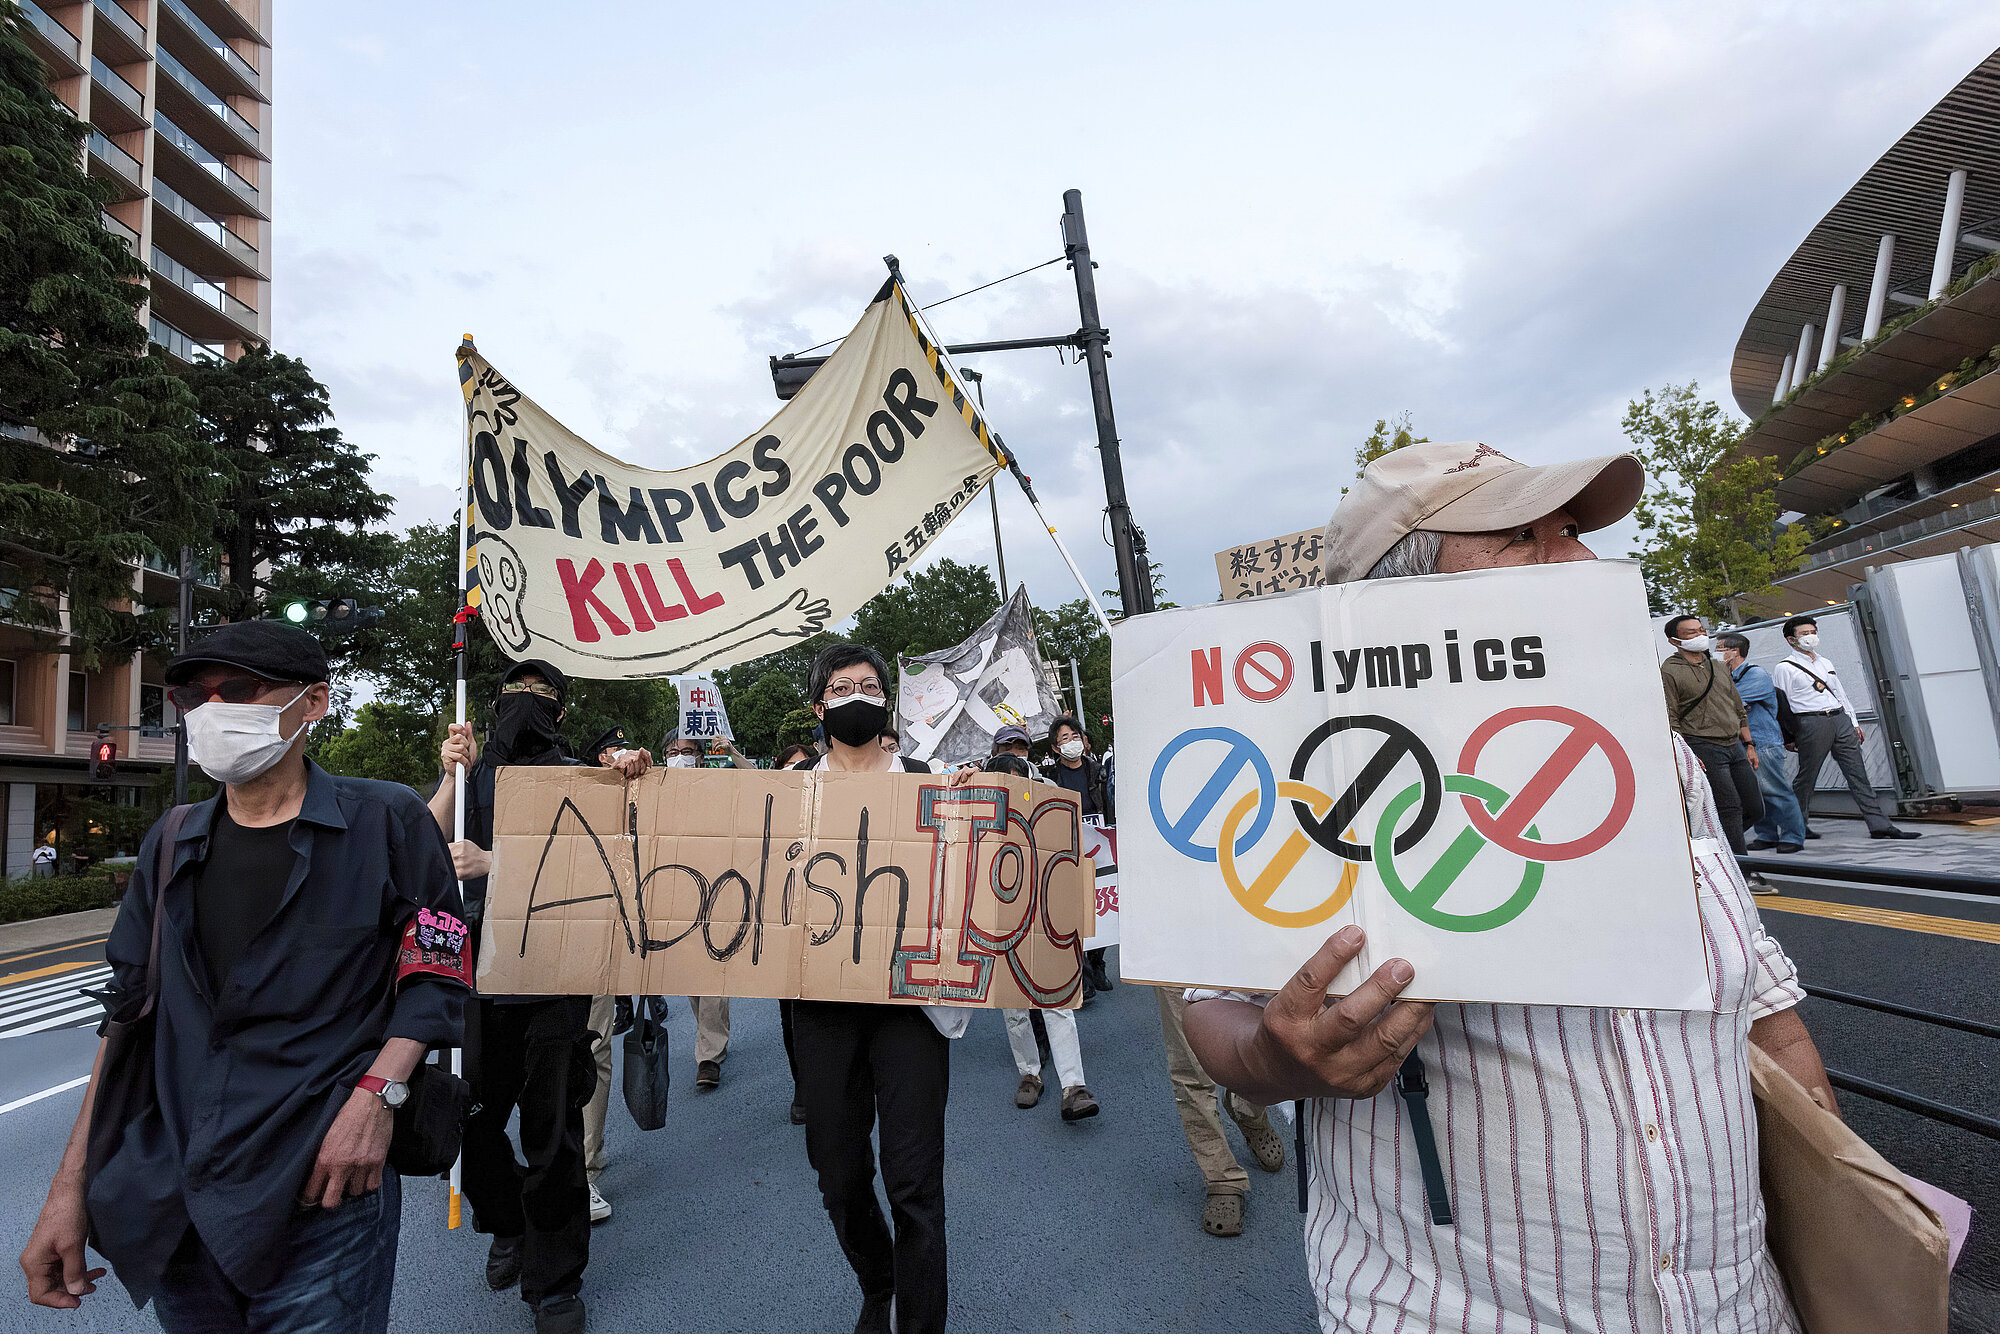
[824,678,885,699]
[500,681,561,700]
[166,675,285,712]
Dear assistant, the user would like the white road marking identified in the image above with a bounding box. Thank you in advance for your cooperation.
[0,1075,89,1116]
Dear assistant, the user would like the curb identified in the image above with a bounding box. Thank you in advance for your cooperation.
[0,907,120,958]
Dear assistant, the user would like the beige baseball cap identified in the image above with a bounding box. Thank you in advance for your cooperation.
[1322,441,1644,584]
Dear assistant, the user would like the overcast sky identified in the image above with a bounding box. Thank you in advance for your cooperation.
[271,1,2000,616]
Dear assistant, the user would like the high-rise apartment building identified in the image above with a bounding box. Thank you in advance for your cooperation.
[3,0,271,878]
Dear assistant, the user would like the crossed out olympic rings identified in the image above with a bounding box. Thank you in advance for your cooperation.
[1147,708,1636,933]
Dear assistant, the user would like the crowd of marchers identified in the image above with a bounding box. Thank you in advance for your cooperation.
[21,442,1846,1334]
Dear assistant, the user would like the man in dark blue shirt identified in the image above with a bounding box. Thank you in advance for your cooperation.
[19,621,468,1331]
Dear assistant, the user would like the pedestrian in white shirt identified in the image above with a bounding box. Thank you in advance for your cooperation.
[1772,616,1918,840]
[1184,441,1840,1334]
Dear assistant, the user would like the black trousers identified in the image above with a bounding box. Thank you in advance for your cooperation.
[1687,737,1765,855]
[1790,710,1894,832]
[780,997,800,1096]
[793,1001,950,1334]
[462,996,594,1305]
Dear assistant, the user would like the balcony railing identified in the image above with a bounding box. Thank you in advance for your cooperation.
[92,0,145,46]
[86,130,142,186]
[155,47,259,150]
[100,209,139,252]
[151,246,257,327]
[148,316,224,364]
[90,57,145,117]
[19,1,81,62]
[161,0,257,87]
[139,549,221,585]
[155,112,260,208]
[1803,490,2000,571]
[152,178,258,265]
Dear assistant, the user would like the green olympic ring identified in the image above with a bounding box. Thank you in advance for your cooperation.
[1372,775,1544,933]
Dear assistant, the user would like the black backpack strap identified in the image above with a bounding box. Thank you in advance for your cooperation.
[1294,1100,1308,1213]
[1396,1052,1454,1226]
[1675,658,1718,729]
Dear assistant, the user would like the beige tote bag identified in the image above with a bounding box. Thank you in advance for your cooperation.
[1750,1046,1950,1334]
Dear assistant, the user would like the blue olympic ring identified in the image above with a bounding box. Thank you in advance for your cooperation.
[1147,727,1277,864]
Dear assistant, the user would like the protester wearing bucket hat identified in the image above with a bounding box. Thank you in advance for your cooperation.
[427,659,649,1334]
[1183,442,1836,1333]
[21,622,468,1330]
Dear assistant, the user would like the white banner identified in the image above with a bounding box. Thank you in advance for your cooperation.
[670,675,733,743]
[1111,560,1711,1010]
[1082,820,1119,949]
[458,283,1004,679]
[897,588,1061,768]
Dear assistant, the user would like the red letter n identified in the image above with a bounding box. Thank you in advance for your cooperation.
[557,558,630,642]
[1192,647,1223,707]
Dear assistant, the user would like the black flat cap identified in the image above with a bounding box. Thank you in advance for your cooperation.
[165,620,330,685]
[503,657,568,702]
[587,725,628,759]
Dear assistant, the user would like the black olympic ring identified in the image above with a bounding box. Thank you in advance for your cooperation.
[1288,714,1443,863]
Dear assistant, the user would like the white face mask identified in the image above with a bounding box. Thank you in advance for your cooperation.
[1057,738,1086,761]
[1676,634,1713,654]
[666,753,700,769]
[184,688,310,784]
[1796,633,1819,650]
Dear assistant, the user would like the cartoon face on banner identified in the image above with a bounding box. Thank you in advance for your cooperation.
[477,533,533,654]
[1113,559,1712,1011]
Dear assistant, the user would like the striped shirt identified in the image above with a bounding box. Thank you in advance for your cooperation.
[1197,736,1804,1333]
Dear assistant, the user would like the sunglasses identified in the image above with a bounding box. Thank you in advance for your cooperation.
[166,675,293,712]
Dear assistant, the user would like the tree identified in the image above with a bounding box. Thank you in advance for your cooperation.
[313,701,441,790]
[1357,411,1428,475]
[0,12,216,664]
[852,557,1000,663]
[1621,383,1809,621]
[179,346,394,622]
[1033,595,1114,750]
[725,670,807,760]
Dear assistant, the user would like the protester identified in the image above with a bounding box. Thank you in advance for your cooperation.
[979,753,1100,1123]
[989,723,1032,762]
[1153,984,1286,1238]
[1040,715,1114,994]
[1776,615,1919,840]
[1719,633,1806,857]
[20,621,468,1331]
[1660,615,1763,854]
[577,725,645,1223]
[429,660,649,1334]
[774,741,816,770]
[660,727,750,1088]
[786,641,963,1334]
[771,743,816,1125]
[1185,441,1837,1332]
[878,725,902,757]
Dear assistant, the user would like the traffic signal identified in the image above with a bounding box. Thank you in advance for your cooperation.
[769,355,827,401]
[278,598,384,635]
[90,735,117,780]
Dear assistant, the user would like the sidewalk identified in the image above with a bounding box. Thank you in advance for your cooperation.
[1780,810,2000,878]
[0,907,119,958]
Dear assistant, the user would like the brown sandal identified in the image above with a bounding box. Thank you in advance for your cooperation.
[1202,1192,1244,1237]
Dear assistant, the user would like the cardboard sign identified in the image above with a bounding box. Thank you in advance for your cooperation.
[1082,821,1118,949]
[1215,526,1326,601]
[1113,559,1711,1010]
[478,767,1090,1008]
[458,283,1004,680]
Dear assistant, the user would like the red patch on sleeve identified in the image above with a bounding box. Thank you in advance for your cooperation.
[398,907,472,990]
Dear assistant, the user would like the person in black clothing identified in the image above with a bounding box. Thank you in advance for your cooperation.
[21,621,468,1331]
[427,660,649,1334]
[1040,715,1115,993]
[787,641,971,1334]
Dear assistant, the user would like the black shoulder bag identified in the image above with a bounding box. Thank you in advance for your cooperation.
[85,804,190,1198]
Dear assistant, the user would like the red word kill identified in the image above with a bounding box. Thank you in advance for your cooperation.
[557,557,725,642]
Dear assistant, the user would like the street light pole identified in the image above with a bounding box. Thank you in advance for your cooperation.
[173,544,191,805]
[962,368,1008,599]
[1061,188,1152,616]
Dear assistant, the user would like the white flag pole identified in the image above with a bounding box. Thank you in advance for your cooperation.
[447,336,479,1231]
[898,284,1117,636]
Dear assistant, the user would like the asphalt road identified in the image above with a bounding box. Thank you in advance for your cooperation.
[1,855,1996,1333]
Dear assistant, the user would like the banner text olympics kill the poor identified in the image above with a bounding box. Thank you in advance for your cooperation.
[458,283,1003,679]
[1112,560,1711,1010]
[477,767,1092,1008]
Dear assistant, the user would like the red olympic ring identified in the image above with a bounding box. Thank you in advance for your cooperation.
[1455,705,1635,862]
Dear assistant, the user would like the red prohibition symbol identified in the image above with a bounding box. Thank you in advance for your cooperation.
[1455,705,1635,862]
[1233,642,1294,702]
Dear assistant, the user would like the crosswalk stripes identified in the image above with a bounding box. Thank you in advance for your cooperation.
[0,965,111,1039]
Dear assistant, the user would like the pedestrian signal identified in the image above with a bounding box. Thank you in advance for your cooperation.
[91,737,117,780]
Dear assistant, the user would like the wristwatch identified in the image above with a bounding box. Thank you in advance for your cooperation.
[356,1075,410,1110]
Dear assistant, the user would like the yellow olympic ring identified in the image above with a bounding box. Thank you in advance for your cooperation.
[1217,781,1360,927]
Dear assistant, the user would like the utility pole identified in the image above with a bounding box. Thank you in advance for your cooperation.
[962,368,1008,599]
[1061,188,1152,616]
[173,545,192,804]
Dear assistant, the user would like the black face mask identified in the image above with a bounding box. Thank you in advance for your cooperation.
[820,695,889,749]
[490,692,562,762]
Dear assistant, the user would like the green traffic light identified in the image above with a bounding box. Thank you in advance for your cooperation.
[283,601,310,623]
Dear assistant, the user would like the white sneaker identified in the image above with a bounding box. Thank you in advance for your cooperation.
[588,1183,611,1223]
